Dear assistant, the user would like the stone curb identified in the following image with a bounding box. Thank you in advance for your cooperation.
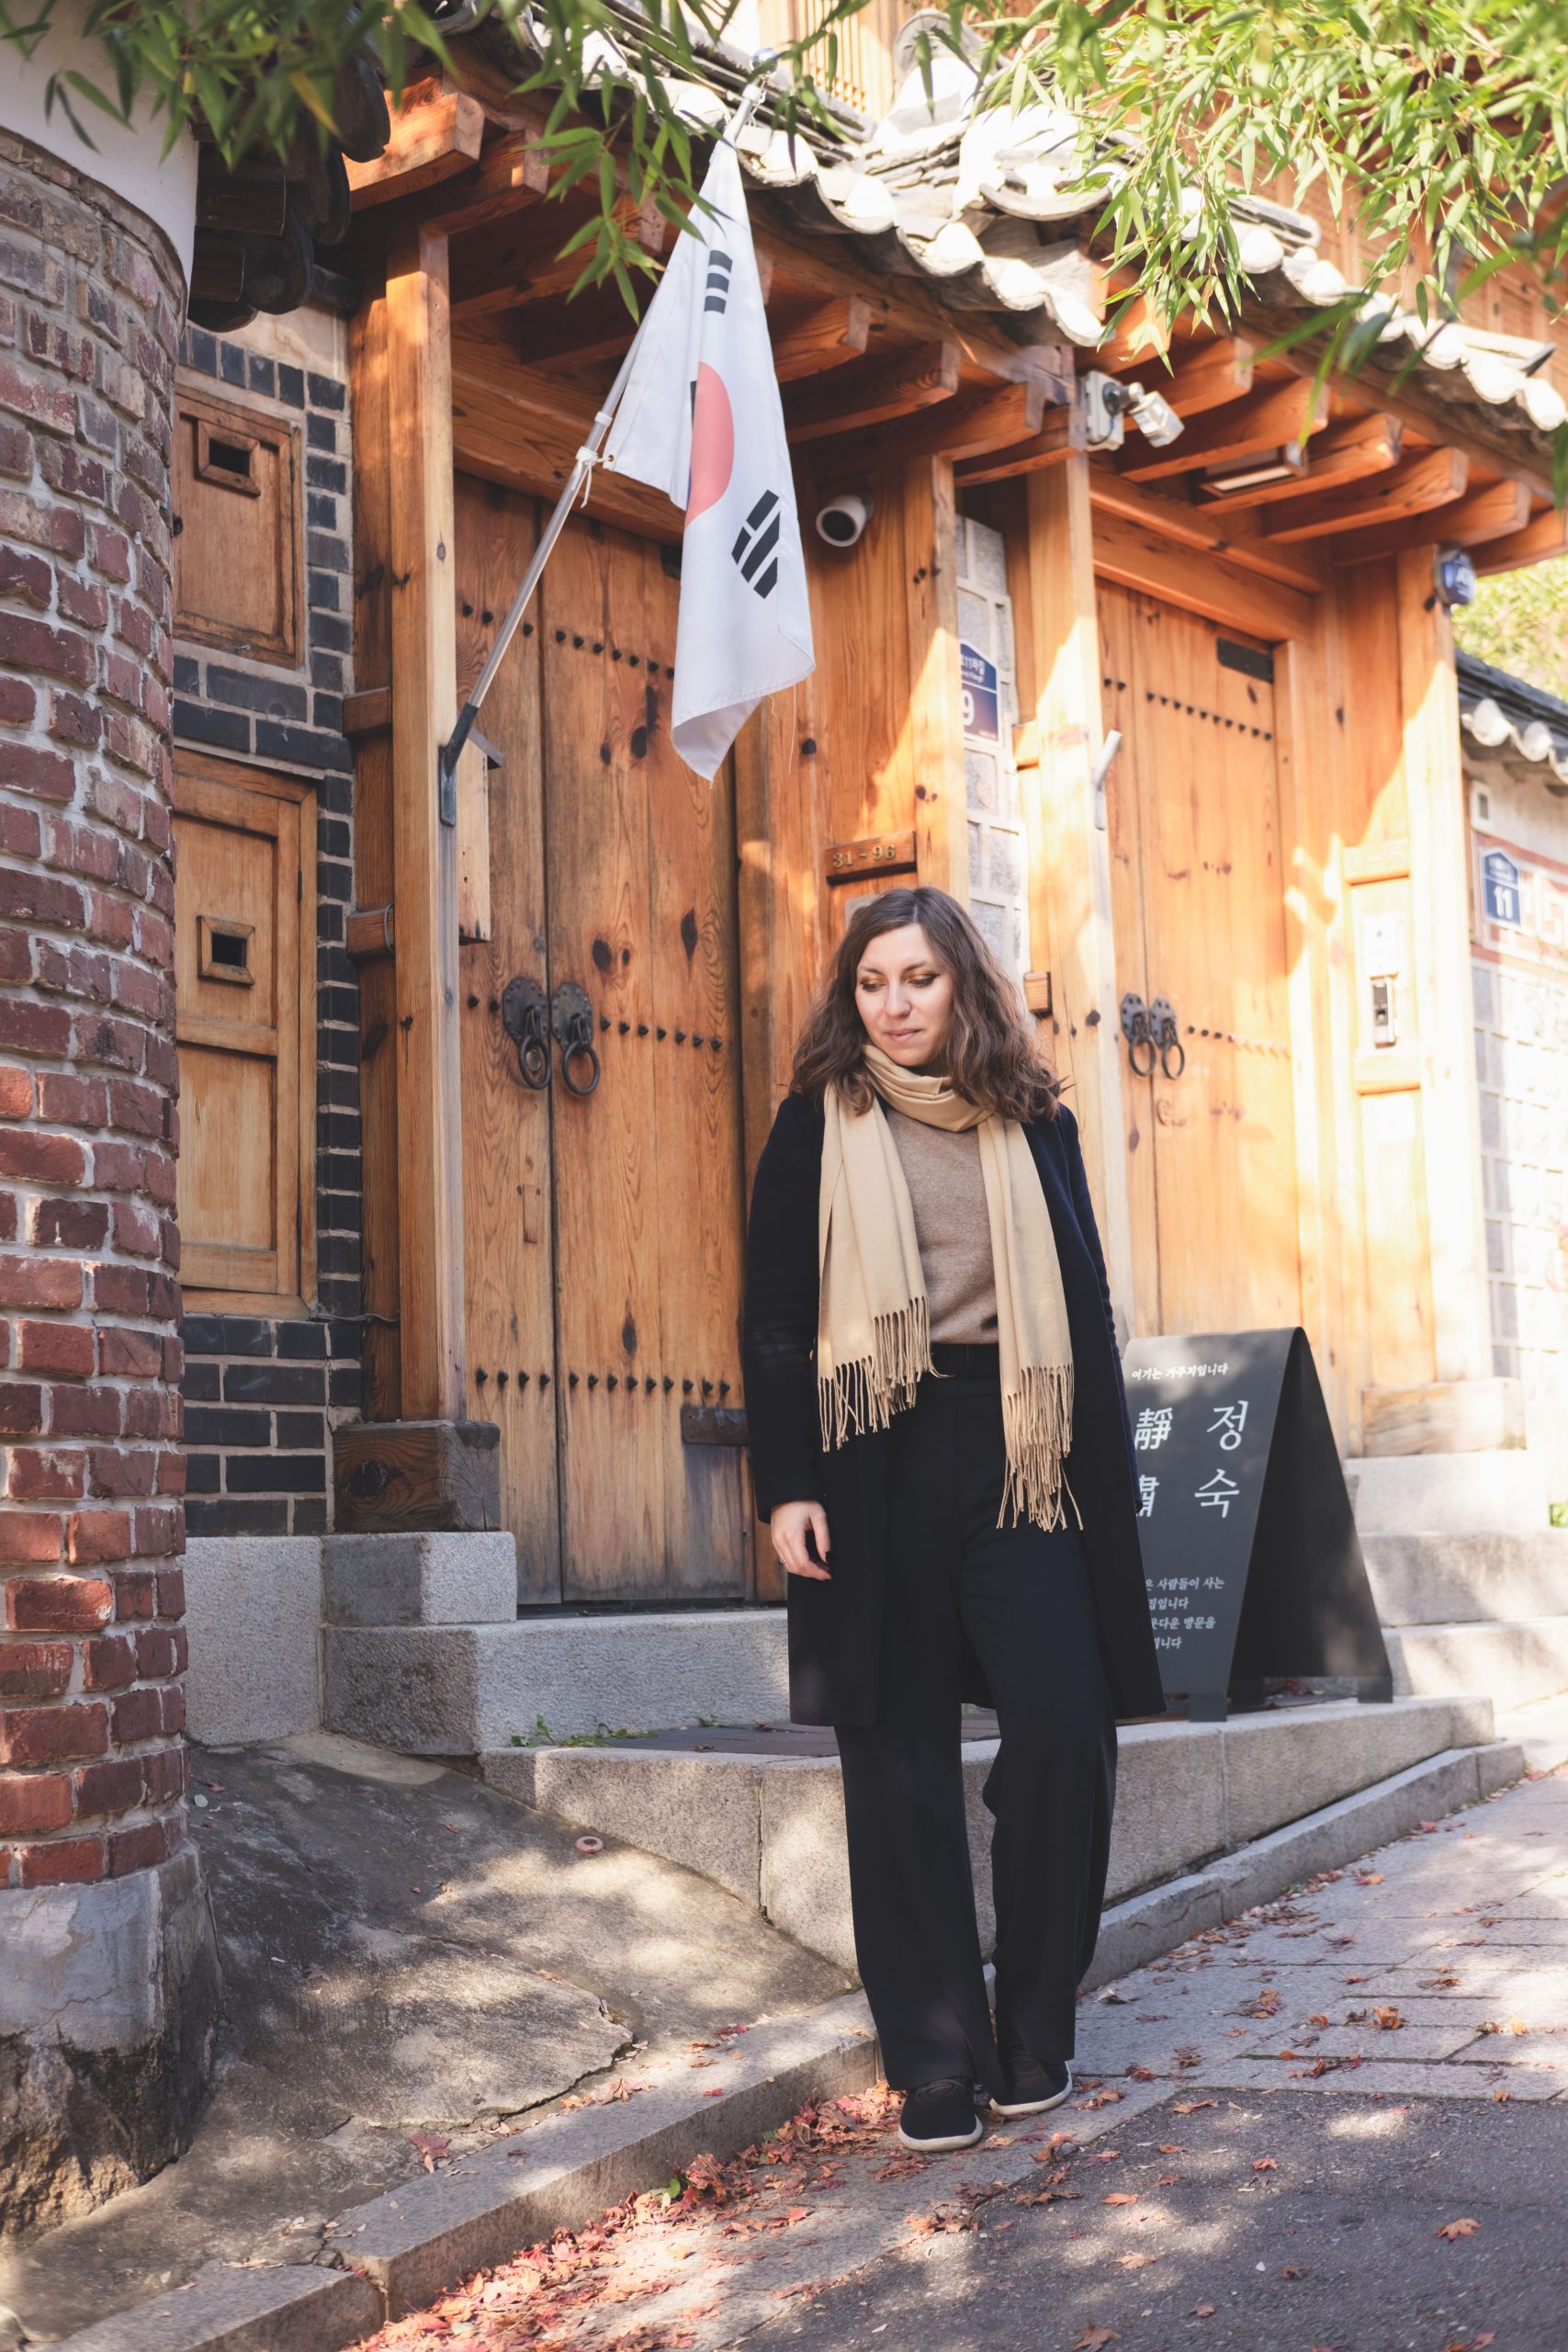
[1084,1736,1527,1990]
[47,1996,879,2352]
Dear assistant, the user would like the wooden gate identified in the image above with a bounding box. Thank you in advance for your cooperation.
[1096,583,1303,1339]
[455,475,750,1607]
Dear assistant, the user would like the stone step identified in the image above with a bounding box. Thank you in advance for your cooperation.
[1363,1528,1568,1625]
[479,1693,1494,1975]
[1346,1449,1551,1536]
[324,1609,792,1752]
[1385,1616,1568,1711]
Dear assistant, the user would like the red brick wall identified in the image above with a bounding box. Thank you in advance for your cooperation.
[0,133,189,1893]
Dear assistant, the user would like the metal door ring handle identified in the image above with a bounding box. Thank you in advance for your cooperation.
[560,1037,601,1096]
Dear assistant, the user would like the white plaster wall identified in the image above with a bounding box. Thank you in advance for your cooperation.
[1466,755,1568,1412]
[0,0,197,281]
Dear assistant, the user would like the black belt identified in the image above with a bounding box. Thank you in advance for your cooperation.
[929,1341,1001,1377]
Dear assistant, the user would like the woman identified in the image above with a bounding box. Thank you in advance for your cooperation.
[741,887,1164,2154]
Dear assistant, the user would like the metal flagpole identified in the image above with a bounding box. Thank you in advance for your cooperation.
[436,51,778,822]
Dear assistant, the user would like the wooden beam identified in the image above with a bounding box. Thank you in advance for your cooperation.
[1121,335,1256,419]
[1086,467,1328,596]
[1091,503,1315,639]
[385,217,467,1421]
[1117,375,1324,484]
[1333,478,1531,566]
[346,88,486,209]
[1473,503,1568,575]
[785,343,962,445]
[1261,447,1469,543]
[953,402,1088,486]
[1194,412,1403,513]
[756,218,1042,386]
[517,282,638,370]
[347,266,401,1418]
[1263,329,1554,504]
[820,378,1047,473]
[343,686,391,739]
[1012,454,1135,1316]
[772,297,874,382]
[448,182,668,323]
[393,129,553,239]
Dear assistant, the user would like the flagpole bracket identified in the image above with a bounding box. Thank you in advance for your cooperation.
[437,704,479,828]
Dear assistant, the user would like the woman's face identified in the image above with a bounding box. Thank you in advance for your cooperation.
[853,923,955,1072]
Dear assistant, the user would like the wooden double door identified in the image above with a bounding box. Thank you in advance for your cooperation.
[456,477,750,1606]
[1097,584,1303,1340]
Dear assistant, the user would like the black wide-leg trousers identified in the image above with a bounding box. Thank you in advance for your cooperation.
[833,1366,1117,2097]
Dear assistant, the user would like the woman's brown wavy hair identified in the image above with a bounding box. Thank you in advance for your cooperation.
[789,886,1060,1123]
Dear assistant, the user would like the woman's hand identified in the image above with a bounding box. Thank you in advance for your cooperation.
[771,1499,831,1580]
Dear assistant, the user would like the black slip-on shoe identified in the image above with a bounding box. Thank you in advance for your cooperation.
[989,2028,1073,2118]
[897,2076,985,2152]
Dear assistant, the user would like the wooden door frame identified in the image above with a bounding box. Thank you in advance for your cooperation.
[173,749,318,1317]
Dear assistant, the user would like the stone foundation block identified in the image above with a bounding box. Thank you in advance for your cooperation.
[322,1532,518,1626]
[0,1851,220,2238]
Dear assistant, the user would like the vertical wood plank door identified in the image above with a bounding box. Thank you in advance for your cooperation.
[454,474,562,1601]
[538,515,750,1605]
[1097,583,1303,1337]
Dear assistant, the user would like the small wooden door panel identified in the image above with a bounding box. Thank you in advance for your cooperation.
[1098,584,1302,1338]
[174,758,314,1305]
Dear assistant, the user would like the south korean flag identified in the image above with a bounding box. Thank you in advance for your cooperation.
[604,137,815,779]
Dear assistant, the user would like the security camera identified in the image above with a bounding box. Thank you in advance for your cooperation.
[816,492,874,548]
[1082,369,1186,452]
[1434,544,1477,609]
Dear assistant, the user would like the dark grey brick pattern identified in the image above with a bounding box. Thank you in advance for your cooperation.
[174,326,364,1537]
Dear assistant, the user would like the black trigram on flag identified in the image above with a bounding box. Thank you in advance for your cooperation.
[732,490,781,599]
[705,248,733,315]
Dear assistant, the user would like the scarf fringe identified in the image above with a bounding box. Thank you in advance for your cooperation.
[818,1295,933,1452]
[998,1363,1078,1533]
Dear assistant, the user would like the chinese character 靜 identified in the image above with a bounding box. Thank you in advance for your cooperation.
[1134,1407,1173,1452]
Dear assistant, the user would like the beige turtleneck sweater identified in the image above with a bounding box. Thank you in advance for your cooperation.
[883,1105,998,1346]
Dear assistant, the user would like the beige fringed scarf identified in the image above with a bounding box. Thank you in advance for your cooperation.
[817,1043,1077,1532]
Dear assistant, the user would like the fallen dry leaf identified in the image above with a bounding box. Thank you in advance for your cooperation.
[1193,2304,1216,2318]
[1073,2329,1121,2349]
[1309,2014,1330,2028]
[1173,2099,1217,2115]
[1436,2217,1483,2241]
[1102,2191,1138,2206]
[1282,2263,1303,2278]
[1156,2174,1182,2187]
[1357,1872,1383,1885]
[1371,2005,1404,2031]
[1119,2251,1162,2270]
[406,2132,449,2171]
[1156,2143,1185,2155]
[1252,2157,1279,2172]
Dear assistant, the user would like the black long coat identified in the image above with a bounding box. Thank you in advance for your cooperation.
[740,1090,1166,1725]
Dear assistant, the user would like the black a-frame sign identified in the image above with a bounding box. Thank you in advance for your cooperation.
[1122,1327,1392,1723]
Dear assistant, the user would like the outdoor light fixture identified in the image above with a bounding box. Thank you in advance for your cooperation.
[816,492,874,548]
[1082,369,1186,453]
[1434,544,1478,608]
[1198,442,1307,497]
